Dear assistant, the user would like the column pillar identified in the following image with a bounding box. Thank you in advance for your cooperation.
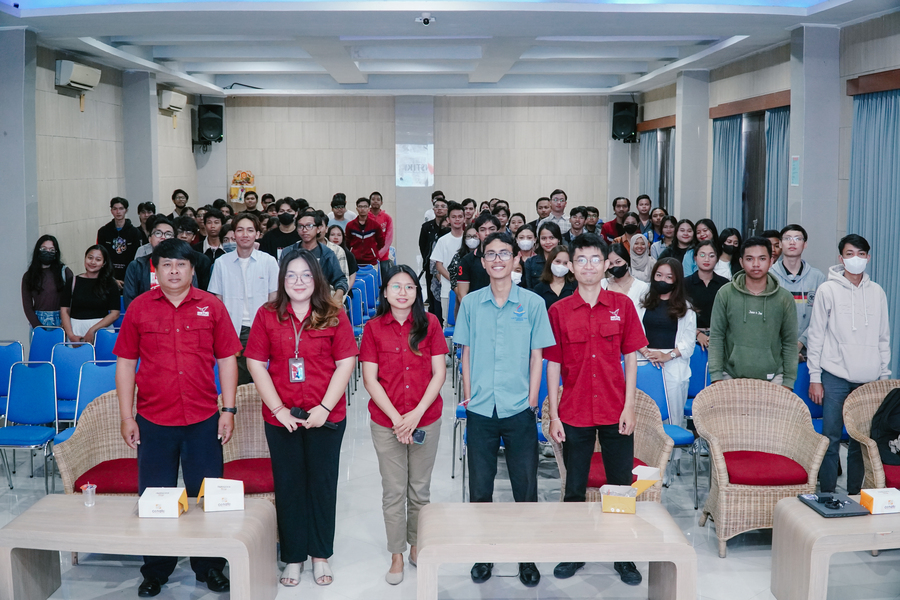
[122,71,159,205]
[788,25,840,272]
[0,28,38,345]
[394,96,434,269]
[673,70,710,221]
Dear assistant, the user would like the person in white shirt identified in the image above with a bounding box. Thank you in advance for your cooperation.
[326,193,357,231]
[208,212,280,384]
[537,188,571,235]
[430,201,466,323]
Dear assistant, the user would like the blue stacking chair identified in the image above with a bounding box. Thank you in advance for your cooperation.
[349,286,368,331]
[54,361,117,446]
[358,263,381,291]
[51,342,96,422]
[0,362,57,493]
[0,341,24,416]
[683,344,710,427]
[113,296,125,328]
[94,328,118,362]
[356,273,377,318]
[794,361,849,441]
[29,326,64,362]
[636,361,699,507]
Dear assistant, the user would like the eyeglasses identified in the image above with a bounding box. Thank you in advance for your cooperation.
[782,236,804,243]
[297,223,317,231]
[285,273,314,285]
[152,230,175,239]
[389,284,417,293]
[574,256,603,266]
[484,250,513,262]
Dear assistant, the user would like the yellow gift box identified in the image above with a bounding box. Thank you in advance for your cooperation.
[600,466,661,514]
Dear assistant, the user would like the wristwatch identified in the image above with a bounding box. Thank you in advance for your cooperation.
[668,351,677,359]
[221,407,237,414]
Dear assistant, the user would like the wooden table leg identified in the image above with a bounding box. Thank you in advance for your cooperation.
[416,561,439,600]
[0,546,61,600]
[648,556,697,600]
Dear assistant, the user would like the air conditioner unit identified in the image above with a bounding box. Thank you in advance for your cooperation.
[158,90,187,113]
[55,60,101,91]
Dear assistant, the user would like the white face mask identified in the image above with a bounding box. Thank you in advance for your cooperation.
[517,239,534,251]
[511,271,523,285]
[465,238,480,249]
[843,255,868,275]
[551,264,570,277]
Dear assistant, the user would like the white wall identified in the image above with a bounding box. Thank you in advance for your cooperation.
[642,83,676,121]
[157,95,198,209]
[709,43,791,108]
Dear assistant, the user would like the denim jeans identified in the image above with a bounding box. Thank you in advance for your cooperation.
[819,370,864,494]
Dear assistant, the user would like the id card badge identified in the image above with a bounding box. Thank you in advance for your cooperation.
[288,357,305,382]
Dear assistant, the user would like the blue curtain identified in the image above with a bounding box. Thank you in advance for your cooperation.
[639,129,659,201]
[710,115,743,230]
[764,107,790,230]
[848,89,900,376]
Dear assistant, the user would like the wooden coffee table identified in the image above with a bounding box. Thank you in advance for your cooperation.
[0,495,277,600]
[771,496,900,600]
[417,501,696,600]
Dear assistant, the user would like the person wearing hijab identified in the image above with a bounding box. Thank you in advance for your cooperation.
[629,234,653,283]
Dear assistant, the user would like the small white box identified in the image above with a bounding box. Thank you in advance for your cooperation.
[861,488,900,514]
[197,478,245,512]
[139,487,188,518]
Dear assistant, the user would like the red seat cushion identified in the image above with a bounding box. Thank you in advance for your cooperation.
[587,455,647,488]
[223,458,274,495]
[884,465,900,488]
[74,458,138,494]
[723,451,808,486]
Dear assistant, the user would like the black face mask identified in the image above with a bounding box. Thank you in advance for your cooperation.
[623,223,639,235]
[723,244,738,255]
[278,212,295,226]
[651,280,675,295]
[609,264,629,279]
[38,249,56,265]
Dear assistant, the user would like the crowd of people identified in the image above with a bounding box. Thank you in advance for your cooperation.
[18,186,892,596]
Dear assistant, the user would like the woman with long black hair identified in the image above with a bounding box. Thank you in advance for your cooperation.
[523,221,562,289]
[716,227,742,279]
[245,247,358,588]
[60,244,120,343]
[22,235,73,328]
[659,219,696,263]
[360,264,448,585]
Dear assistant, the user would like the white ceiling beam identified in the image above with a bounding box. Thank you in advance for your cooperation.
[351,45,483,60]
[508,60,649,74]
[109,34,294,44]
[153,45,313,61]
[184,61,326,74]
[355,60,478,74]
[521,45,681,60]
[297,37,367,84]
[468,38,533,84]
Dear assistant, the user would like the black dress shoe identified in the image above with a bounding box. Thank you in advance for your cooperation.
[518,562,541,587]
[470,562,493,583]
[137,576,166,597]
[197,568,230,593]
[614,561,642,586]
[553,561,585,579]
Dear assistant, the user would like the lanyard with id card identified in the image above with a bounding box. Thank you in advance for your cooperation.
[289,316,308,383]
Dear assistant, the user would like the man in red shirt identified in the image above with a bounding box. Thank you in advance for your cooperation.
[114,239,242,598]
[346,196,385,266]
[600,196,631,243]
[367,191,394,280]
[544,232,648,586]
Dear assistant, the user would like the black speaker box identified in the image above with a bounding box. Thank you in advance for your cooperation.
[612,102,638,143]
[197,105,224,143]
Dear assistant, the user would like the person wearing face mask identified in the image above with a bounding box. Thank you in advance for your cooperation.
[601,243,650,323]
[448,225,481,319]
[523,222,562,290]
[220,224,237,255]
[629,235,653,283]
[260,198,302,260]
[637,258,696,484]
[612,212,641,251]
[806,234,891,495]
[22,235,74,328]
[430,202,466,323]
[513,225,537,279]
[716,228,742,280]
[532,246,576,309]
[684,240,729,349]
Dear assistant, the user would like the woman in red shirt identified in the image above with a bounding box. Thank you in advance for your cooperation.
[245,248,358,588]
[359,264,448,585]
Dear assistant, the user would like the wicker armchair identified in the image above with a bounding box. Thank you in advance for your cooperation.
[843,380,900,490]
[693,379,828,557]
[55,390,138,496]
[540,388,673,503]
[221,384,275,504]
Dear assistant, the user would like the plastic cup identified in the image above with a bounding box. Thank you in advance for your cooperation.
[81,483,96,507]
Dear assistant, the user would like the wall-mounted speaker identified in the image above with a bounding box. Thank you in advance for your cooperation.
[612,102,638,143]
[197,104,224,143]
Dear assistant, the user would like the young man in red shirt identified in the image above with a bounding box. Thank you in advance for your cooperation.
[346,196,385,266]
[600,196,631,243]
[544,232,648,586]
[367,191,394,280]
[115,239,242,598]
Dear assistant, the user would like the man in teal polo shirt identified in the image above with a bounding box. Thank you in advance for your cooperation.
[454,231,555,589]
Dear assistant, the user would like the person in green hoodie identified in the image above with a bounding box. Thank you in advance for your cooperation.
[708,236,798,388]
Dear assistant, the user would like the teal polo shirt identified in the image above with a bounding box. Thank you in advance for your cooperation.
[454,283,556,418]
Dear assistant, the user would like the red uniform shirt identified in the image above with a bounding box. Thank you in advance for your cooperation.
[545,288,648,427]
[244,304,358,427]
[600,220,625,244]
[368,210,394,262]
[113,287,242,426]
[359,312,448,429]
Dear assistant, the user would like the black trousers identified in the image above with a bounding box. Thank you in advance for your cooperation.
[562,422,633,502]
[424,271,443,325]
[265,419,346,563]
[466,407,538,503]
[136,413,225,580]
[237,326,252,386]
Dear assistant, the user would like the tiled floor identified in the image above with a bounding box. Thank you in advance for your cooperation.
[2,377,899,599]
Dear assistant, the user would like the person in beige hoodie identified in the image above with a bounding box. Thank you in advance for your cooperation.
[807,234,891,494]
